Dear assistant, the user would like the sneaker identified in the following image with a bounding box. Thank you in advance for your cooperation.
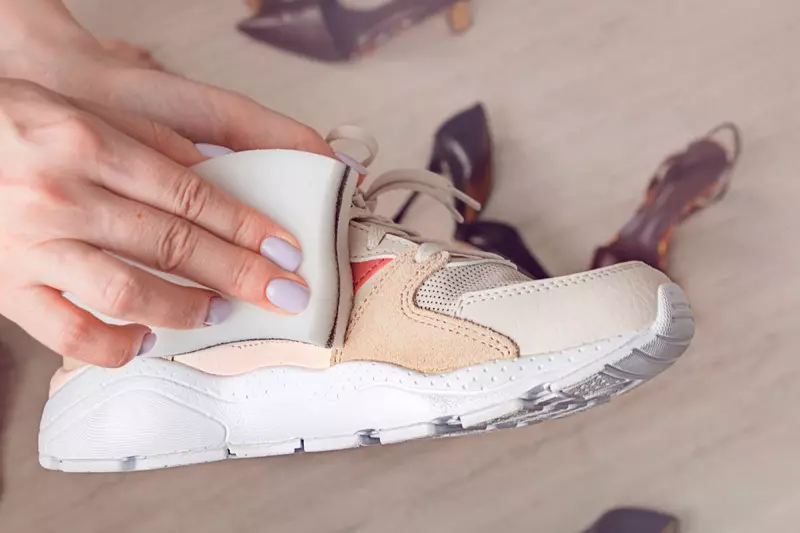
[38,128,694,472]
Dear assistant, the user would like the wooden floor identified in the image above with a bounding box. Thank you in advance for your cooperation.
[1,1,799,531]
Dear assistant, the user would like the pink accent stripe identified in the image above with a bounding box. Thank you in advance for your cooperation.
[351,259,392,293]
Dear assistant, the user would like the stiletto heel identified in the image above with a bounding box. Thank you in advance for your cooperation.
[446,1,473,34]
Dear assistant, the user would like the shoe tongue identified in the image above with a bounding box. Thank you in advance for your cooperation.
[68,150,358,356]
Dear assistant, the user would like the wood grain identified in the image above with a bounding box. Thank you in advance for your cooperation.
[0,1,798,531]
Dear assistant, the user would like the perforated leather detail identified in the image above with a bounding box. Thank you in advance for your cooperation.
[415,262,529,316]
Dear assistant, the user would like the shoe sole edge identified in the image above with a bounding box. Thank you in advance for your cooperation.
[39,283,692,472]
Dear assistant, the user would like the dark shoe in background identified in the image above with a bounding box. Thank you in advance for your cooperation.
[583,508,680,533]
[395,102,552,279]
[456,221,551,279]
[392,106,741,281]
[239,0,471,62]
[394,103,492,224]
[593,123,741,274]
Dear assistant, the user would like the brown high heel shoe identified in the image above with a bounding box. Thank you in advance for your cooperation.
[239,0,472,62]
[592,123,742,274]
[394,103,552,280]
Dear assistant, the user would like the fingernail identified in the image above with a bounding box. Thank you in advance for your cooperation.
[204,297,233,326]
[335,152,369,175]
[137,332,157,356]
[260,237,302,272]
[195,143,234,158]
[266,279,309,314]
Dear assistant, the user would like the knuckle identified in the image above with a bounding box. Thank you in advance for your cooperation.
[58,114,104,156]
[176,295,208,329]
[171,170,210,222]
[228,253,262,297]
[147,119,169,144]
[4,79,51,101]
[9,176,80,238]
[102,348,131,368]
[56,315,94,358]
[155,218,197,273]
[231,208,264,248]
[25,174,75,210]
[294,124,327,151]
[296,124,319,141]
[100,270,140,318]
[147,119,179,148]
[221,92,257,114]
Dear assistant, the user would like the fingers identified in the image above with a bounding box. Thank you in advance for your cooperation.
[67,96,206,168]
[56,99,299,263]
[84,124,302,261]
[85,188,309,314]
[109,69,334,156]
[11,286,153,368]
[29,239,230,329]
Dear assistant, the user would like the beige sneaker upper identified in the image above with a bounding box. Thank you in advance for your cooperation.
[323,129,670,372]
[331,186,668,372]
[62,129,672,383]
[456,263,669,355]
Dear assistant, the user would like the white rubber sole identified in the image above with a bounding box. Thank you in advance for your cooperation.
[39,284,693,473]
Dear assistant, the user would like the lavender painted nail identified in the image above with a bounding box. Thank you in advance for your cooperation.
[260,237,302,272]
[137,332,157,356]
[266,279,309,314]
[195,143,234,158]
[204,297,233,326]
[335,152,369,175]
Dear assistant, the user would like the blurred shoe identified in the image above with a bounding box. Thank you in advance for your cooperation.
[593,123,742,273]
[394,103,491,224]
[394,104,551,279]
[39,128,694,472]
[456,220,551,279]
[239,0,471,62]
[583,507,680,533]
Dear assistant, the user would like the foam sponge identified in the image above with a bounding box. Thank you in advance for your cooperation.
[72,150,356,357]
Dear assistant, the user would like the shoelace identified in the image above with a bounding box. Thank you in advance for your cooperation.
[326,126,502,261]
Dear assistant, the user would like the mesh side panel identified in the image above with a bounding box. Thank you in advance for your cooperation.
[415,262,530,316]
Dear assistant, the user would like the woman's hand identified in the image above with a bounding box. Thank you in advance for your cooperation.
[0,0,333,156]
[0,79,310,367]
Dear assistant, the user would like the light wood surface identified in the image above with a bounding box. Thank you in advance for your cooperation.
[1,1,799,531]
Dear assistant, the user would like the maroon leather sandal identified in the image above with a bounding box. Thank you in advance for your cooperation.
[592,123,742,274]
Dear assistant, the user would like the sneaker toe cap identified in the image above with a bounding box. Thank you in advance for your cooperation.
[454,262,673,356]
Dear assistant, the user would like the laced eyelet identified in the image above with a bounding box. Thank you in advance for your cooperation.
[333,125,496,263]
[415,243,444,263]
